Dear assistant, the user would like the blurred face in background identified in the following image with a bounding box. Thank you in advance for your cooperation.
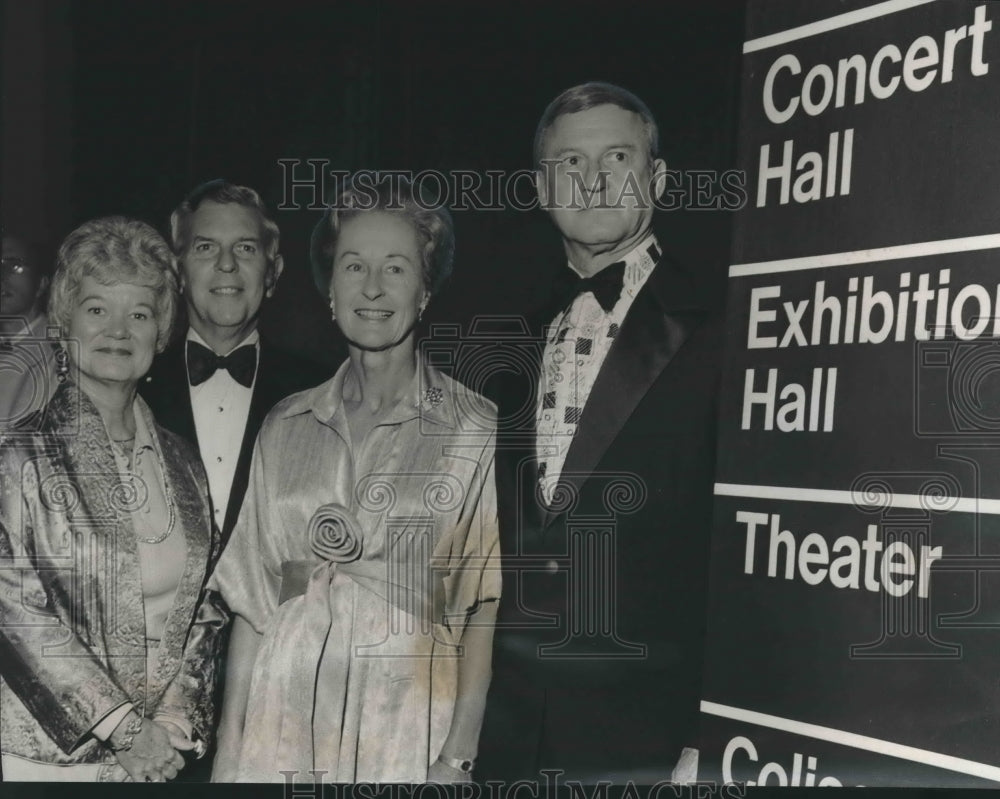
[1,236,48,319]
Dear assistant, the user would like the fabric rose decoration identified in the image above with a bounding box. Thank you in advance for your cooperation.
[308,502,363,563]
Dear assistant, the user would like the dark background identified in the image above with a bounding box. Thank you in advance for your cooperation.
[2,0,746,368]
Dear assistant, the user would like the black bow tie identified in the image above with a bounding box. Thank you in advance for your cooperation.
[186,341,257,387]
[553,261,627,314]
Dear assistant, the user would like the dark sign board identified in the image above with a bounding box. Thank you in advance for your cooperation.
[701,0,1000,787]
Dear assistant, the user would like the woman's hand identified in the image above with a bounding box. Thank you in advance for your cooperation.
[156,718,198,752]
[113,717,190,782]
[433,602,496,785]
[427,757,473,784]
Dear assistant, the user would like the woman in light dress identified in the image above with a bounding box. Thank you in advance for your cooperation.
[210,176,499,783]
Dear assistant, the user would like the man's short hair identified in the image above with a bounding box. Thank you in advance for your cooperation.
[310,174,455,299]
[49,216,178,352]
[169,179,280,264]
[533,82,660,167]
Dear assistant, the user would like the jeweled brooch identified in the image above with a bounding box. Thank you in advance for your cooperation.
[422,387,444,408]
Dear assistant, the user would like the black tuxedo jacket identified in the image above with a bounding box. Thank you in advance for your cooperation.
[139,335,330,543]
[478,253,723,781]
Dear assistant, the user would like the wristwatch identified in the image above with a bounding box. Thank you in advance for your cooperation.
[438,754,475,773]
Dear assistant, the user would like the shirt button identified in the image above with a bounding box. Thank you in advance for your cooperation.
[216,456,223,463]
[545,559,558,574]
[218,406,224,413]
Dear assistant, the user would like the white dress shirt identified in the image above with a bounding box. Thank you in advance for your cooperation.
[187,328,259,526]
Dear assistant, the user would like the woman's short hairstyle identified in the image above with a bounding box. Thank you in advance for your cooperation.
[169,179,280,264]
[49,217,178,352]
[533,81,660,167]
[310,174,455,299]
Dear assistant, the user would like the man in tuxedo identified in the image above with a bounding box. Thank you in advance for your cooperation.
[141,180,327,544]
[478,83,722,783]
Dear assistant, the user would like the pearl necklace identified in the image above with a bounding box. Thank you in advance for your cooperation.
[111,436,176,545]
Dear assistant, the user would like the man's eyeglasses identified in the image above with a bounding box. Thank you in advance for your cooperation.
[1,257,32,275]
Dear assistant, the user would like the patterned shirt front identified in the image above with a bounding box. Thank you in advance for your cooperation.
[535,234,661,504]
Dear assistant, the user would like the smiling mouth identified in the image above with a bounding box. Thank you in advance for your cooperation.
[577,200,620,211]
[355,309,393,320]
[211,287,243,295]
[96,347,132,356]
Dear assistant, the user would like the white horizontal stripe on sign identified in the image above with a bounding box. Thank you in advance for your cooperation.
[743,0,937,54]
[713,482,1000,516]
[729,233,1000,278]
[701,700,1000,782]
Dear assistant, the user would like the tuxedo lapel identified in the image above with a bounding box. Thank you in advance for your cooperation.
[498,333,546,545]
[222,340,282,537]
[145,342,198,447]
[540,258,707,529]
[174,345,198,445]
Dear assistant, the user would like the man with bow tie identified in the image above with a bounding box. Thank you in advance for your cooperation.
[478,83,723,784]
[141,180,327,546]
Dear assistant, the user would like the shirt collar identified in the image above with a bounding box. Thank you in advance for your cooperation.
[552,234,661,329]
[565,233,660,279]
[186,326,260,355]
[280,354,455,431]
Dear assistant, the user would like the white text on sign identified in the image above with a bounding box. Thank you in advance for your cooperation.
[755,4,992,208]
[723,735,845,786]
[736,511,942,598]
[741,367,837,432]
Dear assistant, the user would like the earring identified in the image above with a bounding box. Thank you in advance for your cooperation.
[55,345,70,383]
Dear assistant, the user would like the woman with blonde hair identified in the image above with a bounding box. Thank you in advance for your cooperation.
[0,217,226,782]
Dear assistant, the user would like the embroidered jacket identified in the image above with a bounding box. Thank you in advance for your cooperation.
[0,382,227,767]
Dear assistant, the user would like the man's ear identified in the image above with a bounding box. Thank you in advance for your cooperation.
[651,158,668,203]
[171,254,187,294]
[535,169,549,211]
[265,254,285,298]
